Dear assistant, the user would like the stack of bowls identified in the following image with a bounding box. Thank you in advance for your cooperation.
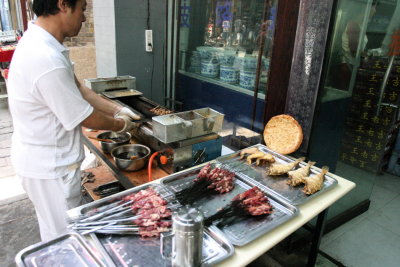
[96,131,131,154]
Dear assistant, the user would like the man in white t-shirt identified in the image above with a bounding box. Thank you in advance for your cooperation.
[8,0,138,241]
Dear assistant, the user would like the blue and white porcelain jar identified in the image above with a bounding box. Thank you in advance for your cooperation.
[220,65,238,84]
[189,51,202,73]
[242,56,257,71]
[239,70,256,90]
[201,59,219,78]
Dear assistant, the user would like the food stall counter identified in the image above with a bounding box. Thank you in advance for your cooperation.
[217,171,355,267]
[65,165,355,267]
[81,127,169,189]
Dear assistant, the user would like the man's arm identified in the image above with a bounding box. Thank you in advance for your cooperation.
[75,75,121,116]
[81,109,125,131]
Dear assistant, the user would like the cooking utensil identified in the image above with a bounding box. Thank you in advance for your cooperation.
[88,136,115,143]
[96,131,131,154]
[111,144,151,171]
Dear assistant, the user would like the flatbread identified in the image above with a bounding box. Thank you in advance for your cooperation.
[263,114,303,155]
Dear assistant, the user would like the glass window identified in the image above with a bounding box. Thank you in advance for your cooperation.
[176,0,278,150]
[309,0,400,219]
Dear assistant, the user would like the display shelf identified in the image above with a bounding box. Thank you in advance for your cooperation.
[179,70,266,99]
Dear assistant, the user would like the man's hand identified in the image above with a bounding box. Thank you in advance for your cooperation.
[116,115,139,133]
[115,107,141,120]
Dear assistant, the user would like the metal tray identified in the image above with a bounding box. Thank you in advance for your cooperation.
[160,165,298,246]
[216,144,338,206]
[15,232,104,267]
[91,227,233,267]
[67,183,233,266]
[152,108,224,143]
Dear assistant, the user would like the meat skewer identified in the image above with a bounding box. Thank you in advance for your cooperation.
[70,187,173,238]
[175,163,236,204]
[204,187,273,227]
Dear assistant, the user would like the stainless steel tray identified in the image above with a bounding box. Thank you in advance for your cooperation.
[68,183,233,266]
[152,108,224,143]
[15,232,104,267]
[160,165,298,246]
[91,226,233,267]
[216,144,338,206]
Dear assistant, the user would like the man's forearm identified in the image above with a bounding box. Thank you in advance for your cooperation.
[81,109,124,131]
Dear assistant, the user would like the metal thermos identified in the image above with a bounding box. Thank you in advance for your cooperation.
[161,206,204,267]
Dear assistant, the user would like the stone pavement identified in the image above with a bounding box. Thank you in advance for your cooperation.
[0,100,40,267]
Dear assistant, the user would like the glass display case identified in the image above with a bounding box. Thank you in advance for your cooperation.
[178,0,276,96]
[175,0,278,146]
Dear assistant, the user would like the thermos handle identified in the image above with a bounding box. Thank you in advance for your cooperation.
[160,232,175,260]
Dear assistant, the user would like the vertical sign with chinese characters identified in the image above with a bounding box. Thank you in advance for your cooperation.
[180,0,191,28]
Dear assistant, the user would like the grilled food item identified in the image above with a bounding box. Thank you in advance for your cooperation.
[204,187,273,227]
[175,163,236,204]
[239,147,275,165]
[287,161,316,186]
[302,166,329,195]
[255,153,275,166]
[150,106,173,115]
[239,147,259,159]
[246,151,267,165]
[263,114,303,155]
[267,157,305,176]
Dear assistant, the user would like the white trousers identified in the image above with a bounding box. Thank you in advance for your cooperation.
[19,168,82,242]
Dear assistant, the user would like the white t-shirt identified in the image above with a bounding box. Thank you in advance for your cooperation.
[8,23,93,179]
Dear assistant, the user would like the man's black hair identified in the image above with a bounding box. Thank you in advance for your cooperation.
[33,0,79,17]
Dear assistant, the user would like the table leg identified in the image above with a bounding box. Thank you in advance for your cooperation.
[307,208,328,267]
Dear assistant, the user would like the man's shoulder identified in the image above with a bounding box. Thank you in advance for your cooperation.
[14,36,67,70]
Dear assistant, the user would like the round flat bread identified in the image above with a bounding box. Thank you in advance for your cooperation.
[263,114,303,155]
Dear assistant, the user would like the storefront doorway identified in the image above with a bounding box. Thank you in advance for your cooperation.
[308,0,400,224]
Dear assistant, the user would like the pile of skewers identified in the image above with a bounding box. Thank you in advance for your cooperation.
[69,188,174,238]
[175,163,236,204]
[204,187,274,227]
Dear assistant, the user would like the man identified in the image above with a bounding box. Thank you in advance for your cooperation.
[8,0,138,241]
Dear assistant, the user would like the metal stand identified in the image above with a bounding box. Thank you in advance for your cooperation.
[307,208,328,267]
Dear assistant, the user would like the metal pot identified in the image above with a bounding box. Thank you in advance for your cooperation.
[111,144,151,171]
[96,131,131,154]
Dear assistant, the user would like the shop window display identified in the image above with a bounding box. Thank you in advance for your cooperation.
[179,0,277,96]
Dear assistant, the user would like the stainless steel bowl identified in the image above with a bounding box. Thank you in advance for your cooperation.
[96,131,131,154]
[111,144,151,171]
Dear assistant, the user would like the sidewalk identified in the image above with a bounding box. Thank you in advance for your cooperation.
[0,100,40,267]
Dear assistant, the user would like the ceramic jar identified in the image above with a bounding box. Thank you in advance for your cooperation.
[201,59,219,78]
[220,65,238,84]
[239,70,256,90]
